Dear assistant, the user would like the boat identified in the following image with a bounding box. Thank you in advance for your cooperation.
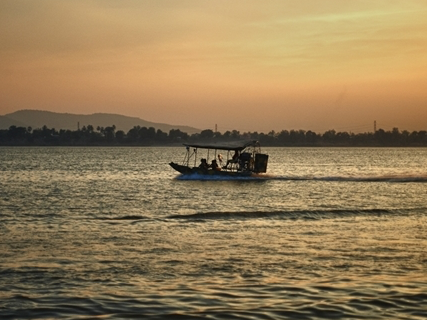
[169,140,269,177]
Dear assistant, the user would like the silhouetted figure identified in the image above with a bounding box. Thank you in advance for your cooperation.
[199,158,209,170]
[226,150,240,168]
[210,159,220,171]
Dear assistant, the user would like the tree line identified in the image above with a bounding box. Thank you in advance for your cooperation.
[1,124,426,147]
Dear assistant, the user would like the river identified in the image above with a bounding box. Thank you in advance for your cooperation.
[1,147,426,319]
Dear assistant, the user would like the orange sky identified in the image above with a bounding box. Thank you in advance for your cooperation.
[1,0,426,133]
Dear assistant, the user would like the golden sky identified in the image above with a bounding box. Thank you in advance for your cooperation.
[1,0,426,132]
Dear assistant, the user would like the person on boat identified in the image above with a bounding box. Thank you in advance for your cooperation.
[210,159,221,171]
[199,158,209,170]
[217,154,223,166]
[226,150,240,168]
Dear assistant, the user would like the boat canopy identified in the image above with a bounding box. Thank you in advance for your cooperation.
[183,140,259,151]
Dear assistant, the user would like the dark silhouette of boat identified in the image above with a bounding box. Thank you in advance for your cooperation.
[169,140,268,177]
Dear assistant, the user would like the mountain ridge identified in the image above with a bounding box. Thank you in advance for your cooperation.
[1,110,201,134]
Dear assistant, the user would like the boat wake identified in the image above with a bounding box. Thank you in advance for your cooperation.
[176,173,427,183]
[271,174,427,183]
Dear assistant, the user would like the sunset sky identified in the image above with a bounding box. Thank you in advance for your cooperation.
[1,0,426,133]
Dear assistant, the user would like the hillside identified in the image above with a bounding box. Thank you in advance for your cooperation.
[1,110,201,134]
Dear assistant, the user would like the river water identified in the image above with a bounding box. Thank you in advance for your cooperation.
[1,147,426,319]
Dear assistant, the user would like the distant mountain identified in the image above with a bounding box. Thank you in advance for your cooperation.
[0,115,27,128]
[1,110,201,134]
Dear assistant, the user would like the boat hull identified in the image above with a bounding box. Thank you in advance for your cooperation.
[169,162,253,177]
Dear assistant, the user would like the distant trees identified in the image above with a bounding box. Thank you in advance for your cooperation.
[0,125,426,146]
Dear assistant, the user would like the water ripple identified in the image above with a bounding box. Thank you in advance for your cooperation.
[168,208,395,220]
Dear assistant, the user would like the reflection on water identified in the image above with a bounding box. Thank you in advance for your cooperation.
[0,147,426,319]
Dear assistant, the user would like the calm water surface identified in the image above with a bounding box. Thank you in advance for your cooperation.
[1,147,426,319]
